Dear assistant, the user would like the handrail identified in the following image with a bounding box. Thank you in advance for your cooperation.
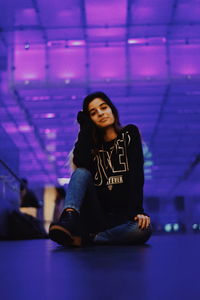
[0,159,21,183]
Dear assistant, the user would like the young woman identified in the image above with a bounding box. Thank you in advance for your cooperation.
[49,92,152,246]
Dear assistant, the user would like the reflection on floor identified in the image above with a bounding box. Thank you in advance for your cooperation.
[0,234,199,300]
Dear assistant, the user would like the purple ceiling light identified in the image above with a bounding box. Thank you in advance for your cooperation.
[86,0,127,26]
[49,48,86,80]
[14,46,45,80]
[170,45,200,76]
[67,40,85,47]
[18,125,33,132]
[89,47,126,80]
[130,46,167,78]
[0,0,199,196]
[128,38,146,45]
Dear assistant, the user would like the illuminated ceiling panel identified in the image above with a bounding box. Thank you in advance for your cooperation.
[0,0,199,197]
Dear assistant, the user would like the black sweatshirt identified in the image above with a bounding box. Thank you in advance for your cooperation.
[73,124,145,219]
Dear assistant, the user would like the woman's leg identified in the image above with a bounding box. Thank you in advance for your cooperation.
[64,168,106,233]
[63,167,92,213]
[94,220,152,245]
[49,168,105,246]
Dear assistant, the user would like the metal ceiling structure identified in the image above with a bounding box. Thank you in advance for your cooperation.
[0,0,200,197]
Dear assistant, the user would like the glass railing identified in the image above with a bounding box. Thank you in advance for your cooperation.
[0,159,20,237]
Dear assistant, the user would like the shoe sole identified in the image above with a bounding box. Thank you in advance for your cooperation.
[49,225,82,247]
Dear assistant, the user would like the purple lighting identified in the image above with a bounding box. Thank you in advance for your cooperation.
[18,125,33,132]
[88,28,125,40]
[0,0,199,200]
[133,6,154,21]
[68,40,85,47]
[14,45,46,80]
[47,40,85,47]
[7,106,21,113]
[49,48,86,79]
[128,37,167,45]
[131,2,173,23]
[44,129,57,136]
[33,113,56,119]
[24,43,30,50]
[90,47,126,80]
[44,113,56,119]
[46,144,56,152]
[47,40,66,47]
[65,79,71,84]
[86,0,126,26]
[30,96,50,101]
[45,132,57,139]
[130,45,167,78]
[128,38,146,45]
[48,155,56,162]
[15,8,37,26]
[170,45,200,76]
[34,153,46,160]
[2,123,18,133]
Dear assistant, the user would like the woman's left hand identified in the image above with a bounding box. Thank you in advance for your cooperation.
[134,214,151,229]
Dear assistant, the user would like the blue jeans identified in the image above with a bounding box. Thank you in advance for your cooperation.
[64,168,152,245]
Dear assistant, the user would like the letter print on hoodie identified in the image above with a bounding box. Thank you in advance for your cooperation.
[93,130,131,191]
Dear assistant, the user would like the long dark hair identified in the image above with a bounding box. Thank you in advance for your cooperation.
[82,91,122,149]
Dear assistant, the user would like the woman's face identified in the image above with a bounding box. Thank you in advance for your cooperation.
[88,98,115,128]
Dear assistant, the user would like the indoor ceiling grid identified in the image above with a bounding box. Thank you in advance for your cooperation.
[0,0,199,195]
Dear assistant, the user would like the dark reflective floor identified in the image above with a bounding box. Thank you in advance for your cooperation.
[0,234,199,300]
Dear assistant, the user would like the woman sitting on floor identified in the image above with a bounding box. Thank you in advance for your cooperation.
[49,91,152,246]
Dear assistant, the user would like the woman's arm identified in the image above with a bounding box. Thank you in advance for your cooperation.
[72,111,94,170]
[127,127,151,228]
[73,130,93,170]
[126,125,145,216]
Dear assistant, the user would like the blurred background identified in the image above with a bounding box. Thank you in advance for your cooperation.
[0,0,200,235]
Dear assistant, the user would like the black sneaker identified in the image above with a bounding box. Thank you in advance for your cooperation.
[49,209,82,247]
